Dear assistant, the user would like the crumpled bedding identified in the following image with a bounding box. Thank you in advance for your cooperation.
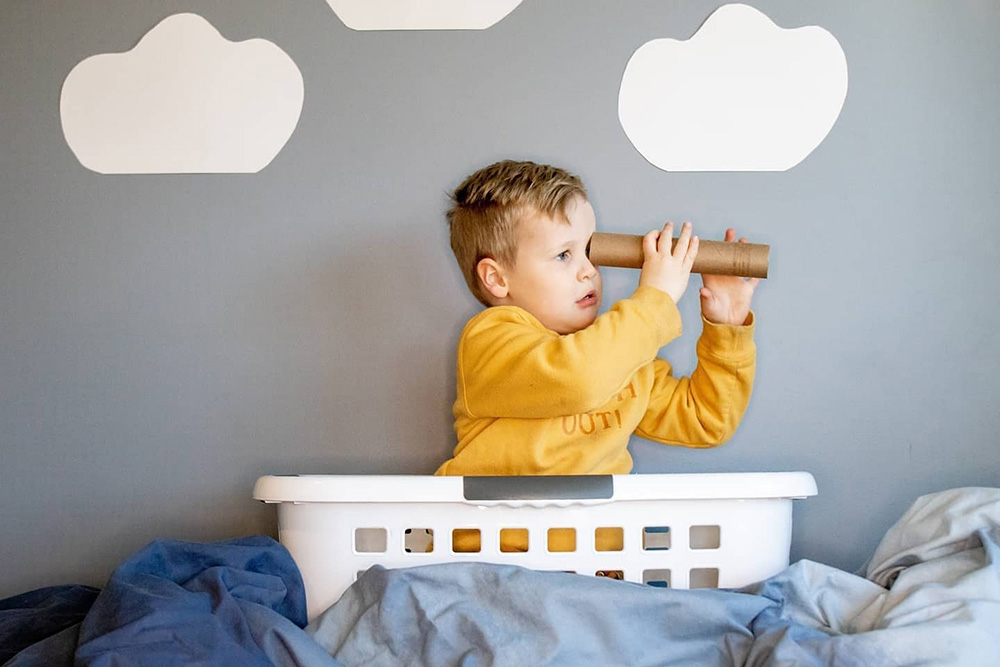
[2,536,339,667]
[742,488,1000,666]
[308,487,1000,666]
[4,487,999,666]
[0,585,99,665]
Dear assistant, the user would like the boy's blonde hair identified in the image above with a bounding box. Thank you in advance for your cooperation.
[447,160,587,306]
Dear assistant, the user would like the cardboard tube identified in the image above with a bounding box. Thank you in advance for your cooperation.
[587,232,769,279]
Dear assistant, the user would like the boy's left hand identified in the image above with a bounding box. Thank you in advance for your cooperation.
[700,228,760,325]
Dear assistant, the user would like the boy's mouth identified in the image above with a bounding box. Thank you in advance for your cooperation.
[576,290,598,307]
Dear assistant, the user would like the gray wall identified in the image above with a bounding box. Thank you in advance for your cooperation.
[2,0,998,596]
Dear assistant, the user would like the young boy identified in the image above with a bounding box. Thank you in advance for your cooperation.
[436,160,758,483]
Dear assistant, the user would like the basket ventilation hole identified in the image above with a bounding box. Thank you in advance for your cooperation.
[499,528,529,553]
[452,528,481,553]
[642,569,672,588]
[595,527,624,552]
[642,526,671,551]
[547,528,576,552]
[690,525,721,550]
[354,528,387,553]
[690,568,719,589]
[404,528,434,553]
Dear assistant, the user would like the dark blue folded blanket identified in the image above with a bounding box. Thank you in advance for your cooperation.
[0,585,99,664]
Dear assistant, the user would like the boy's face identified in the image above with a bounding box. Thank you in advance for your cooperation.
[501,196,603,334]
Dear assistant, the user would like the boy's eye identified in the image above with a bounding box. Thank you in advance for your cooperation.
[556,251,570,261]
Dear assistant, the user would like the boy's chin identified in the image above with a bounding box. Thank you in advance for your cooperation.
[558,314,598,335]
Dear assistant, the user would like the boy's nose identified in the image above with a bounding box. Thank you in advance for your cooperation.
[578,257,598,281]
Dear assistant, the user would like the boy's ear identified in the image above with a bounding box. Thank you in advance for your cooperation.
[476,258,509,300]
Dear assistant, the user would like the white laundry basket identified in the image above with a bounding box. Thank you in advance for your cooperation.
[254,472,817,620]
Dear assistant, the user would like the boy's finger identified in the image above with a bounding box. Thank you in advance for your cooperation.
[673,222,692,257]
[659,222,674,253]
[724,228,736,243]
[642,229,659,259]
[683,236,699,270]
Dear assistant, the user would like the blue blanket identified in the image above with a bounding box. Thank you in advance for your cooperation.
[0,585,98,665]
[5,488,1000,666]
[2,536,339,667]
[307,487,1000,666]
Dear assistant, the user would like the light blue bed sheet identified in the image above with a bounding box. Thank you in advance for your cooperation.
[307,487,1000,667]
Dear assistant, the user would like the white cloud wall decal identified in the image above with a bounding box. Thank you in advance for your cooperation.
[618,3,848,172]
[60,13,304,174]
[324,0,524,31]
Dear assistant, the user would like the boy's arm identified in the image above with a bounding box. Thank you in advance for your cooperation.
[634,314,756,447]
[459,286,682,419]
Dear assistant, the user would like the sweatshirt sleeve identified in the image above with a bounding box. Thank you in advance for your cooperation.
[458,286,683,419]
[634,313,756,448]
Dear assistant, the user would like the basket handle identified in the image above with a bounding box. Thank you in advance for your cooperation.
[463,475,613,502]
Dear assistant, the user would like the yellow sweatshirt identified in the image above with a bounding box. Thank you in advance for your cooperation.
[436,286,756,478]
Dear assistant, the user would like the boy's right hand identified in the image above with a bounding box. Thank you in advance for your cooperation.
[638,222,699,304]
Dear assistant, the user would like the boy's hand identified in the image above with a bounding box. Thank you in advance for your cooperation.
[700,228,760,325]
[638,221,699,304]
